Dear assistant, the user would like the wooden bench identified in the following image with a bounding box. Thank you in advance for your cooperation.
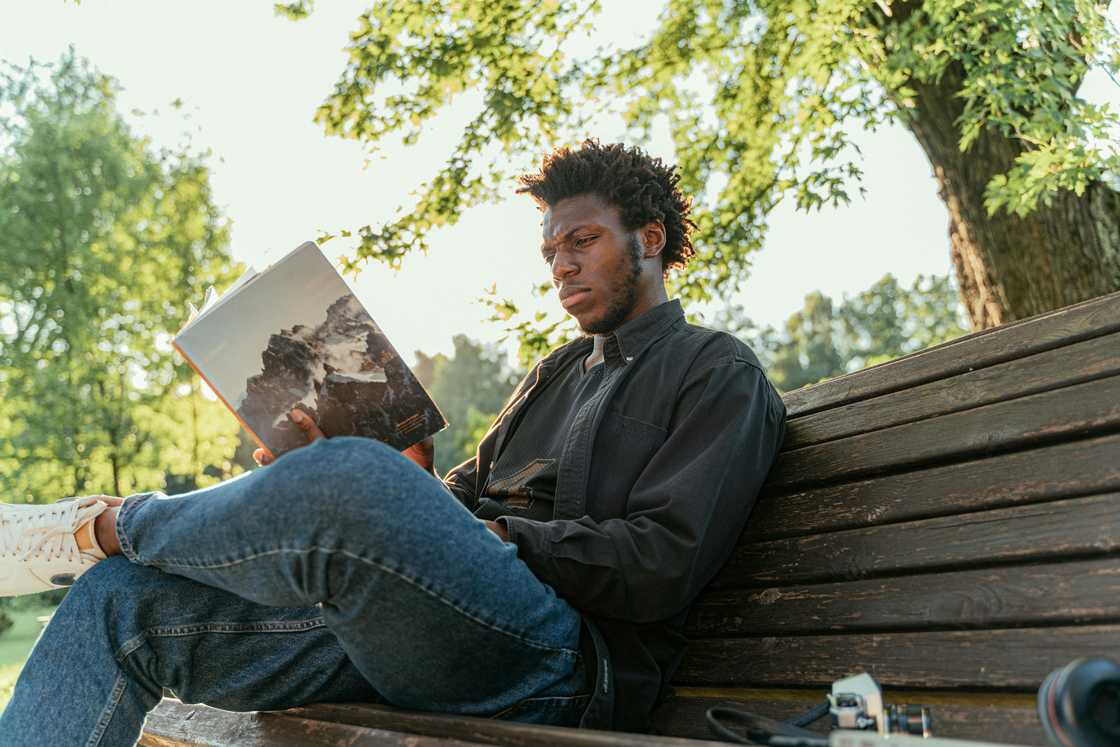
[141,290,1120,747]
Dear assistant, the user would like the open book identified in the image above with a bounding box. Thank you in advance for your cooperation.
[174,241,447,458]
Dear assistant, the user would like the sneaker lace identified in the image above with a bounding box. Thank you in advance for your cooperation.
[0,500,101,563]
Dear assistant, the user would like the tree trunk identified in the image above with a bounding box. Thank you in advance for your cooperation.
[897,61,1120,329]
[110,452,121,498]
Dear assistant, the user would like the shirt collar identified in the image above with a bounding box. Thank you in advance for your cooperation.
[597,299,684,368]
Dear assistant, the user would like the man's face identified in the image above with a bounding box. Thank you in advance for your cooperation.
[540,194,649,334]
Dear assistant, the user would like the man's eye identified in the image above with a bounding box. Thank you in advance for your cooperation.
[575,235,596,247]
[542,254,555,265]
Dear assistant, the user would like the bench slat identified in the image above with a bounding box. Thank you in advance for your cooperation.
[139,699,483,746]
[784,331,1120,450]
[783,290,1120,418]
[281,702,739,746]
[690,556,1120,635]
[674,624,1120,689]
[749,433,1120,540]
[768,375,1120,490]
[653,689,1044,746]
[717,492,1120,588]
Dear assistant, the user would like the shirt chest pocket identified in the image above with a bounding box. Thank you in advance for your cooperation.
[587,410,668,516]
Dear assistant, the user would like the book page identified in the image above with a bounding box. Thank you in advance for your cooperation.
[177,265,259,336]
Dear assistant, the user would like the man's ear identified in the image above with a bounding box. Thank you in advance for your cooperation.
[639,222,666,258]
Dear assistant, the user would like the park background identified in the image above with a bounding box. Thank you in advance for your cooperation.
[1,0,1118,709]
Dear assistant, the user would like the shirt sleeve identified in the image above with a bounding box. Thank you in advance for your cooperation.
[442,456,479,512]
[496,358,786,623]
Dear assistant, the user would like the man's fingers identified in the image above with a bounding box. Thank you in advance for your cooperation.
[403,437,436,473]
[254,410,320,466]
[289,409,326,442]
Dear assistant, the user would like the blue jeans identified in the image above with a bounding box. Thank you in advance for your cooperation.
[0,437,590,746]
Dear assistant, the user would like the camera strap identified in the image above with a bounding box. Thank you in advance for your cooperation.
[705,700,831,745]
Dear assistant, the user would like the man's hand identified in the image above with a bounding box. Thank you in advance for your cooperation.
[402,437,436,475]
[253,409,324,466]
[484,520,510,542]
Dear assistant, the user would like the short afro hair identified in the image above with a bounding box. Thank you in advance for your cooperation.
[517,140,696,273]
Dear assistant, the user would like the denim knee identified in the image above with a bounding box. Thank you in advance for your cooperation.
[266,438,407,497]
[259,437,447,533]
[56,557,169,679]
[67,557,161,626]
[69,556,142,611]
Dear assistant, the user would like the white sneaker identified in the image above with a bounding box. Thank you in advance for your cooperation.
[0,497,109,596]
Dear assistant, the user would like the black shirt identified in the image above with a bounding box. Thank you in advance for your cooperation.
[444,300,787,733]
[478,356,604,522]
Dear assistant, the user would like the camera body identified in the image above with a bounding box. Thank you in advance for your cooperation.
[828,673,932,738]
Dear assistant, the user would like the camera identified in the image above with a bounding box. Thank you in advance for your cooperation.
[707,662,1120,747]
[828,673,932,738]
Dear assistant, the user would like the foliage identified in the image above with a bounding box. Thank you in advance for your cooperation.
[273,1,315,21]
[290,0,1119,309]
[878,1,1120,216]
[716,273,969,392]
[414,335,520,474]
[0,663,19,710]
[0,52,243,503]
[479,281,574,369]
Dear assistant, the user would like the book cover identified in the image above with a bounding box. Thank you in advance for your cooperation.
[174,241,447,456]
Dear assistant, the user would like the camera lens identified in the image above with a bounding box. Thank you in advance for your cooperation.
[1038,658,1120,747]
[885,704,932,737]
[1086,682,1120,739]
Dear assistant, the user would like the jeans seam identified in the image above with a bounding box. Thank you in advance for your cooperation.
[136,546,578,657]
[85,671,127,747]
[113,618,329,663]
[114,493,146,565]
[488,693,592,720]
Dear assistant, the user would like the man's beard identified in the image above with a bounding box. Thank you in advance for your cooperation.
[582,234,643,335]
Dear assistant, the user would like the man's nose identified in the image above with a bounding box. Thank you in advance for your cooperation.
[552,254,578,281]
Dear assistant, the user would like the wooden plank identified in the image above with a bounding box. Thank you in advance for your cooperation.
[783,290,1120,418]
[282,702,738,746]
[652,688,1044,745]
[783,331,1120,450]
[140,699,482,746]
[748,433,1120,540]
[673,624,1120,689]
[767,375,1120,490]
[690,557,1120,635]
[716,492,1120,588]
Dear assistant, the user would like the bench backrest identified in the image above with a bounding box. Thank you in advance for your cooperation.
[656,290,1120,746]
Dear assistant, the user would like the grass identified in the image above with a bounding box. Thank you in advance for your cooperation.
[0,604,58,710]
[0,663,21,711]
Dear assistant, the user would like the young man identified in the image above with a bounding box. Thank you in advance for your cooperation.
[0,141,785,744]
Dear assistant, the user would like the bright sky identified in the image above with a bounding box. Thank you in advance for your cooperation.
[4,1,1118,362]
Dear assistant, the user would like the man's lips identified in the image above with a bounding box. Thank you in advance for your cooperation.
[559,287,591,310]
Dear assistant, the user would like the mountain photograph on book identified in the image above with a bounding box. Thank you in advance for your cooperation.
[173,241,447,457]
